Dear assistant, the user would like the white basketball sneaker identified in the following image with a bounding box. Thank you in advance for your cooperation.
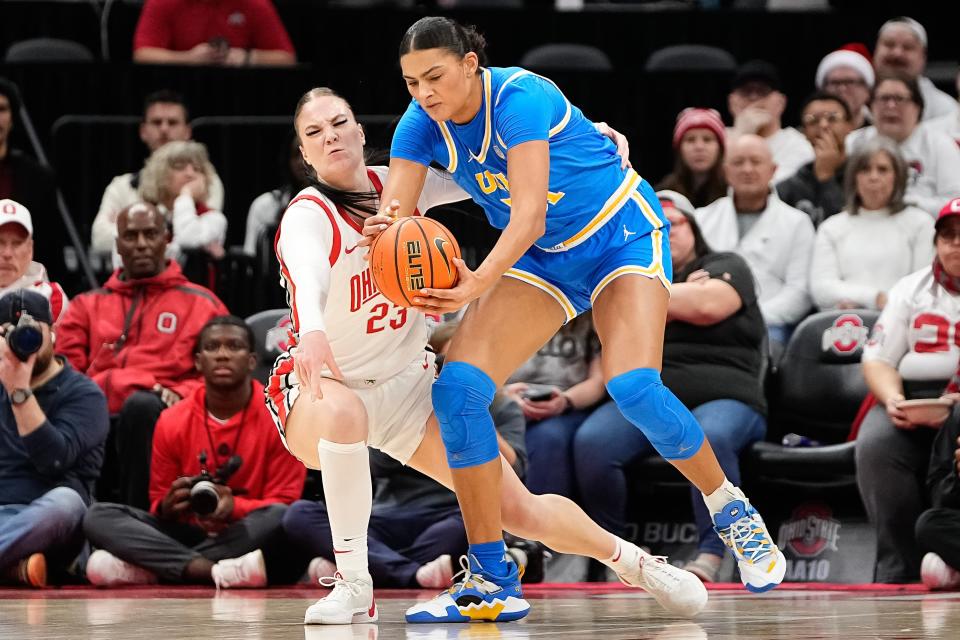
[211,549,267,589]
[710,488,786,593]
[615,543,708,618]
[305,572,378,625]
[921,552,960,590]
[86,549,158,587]
[415,554,454,589]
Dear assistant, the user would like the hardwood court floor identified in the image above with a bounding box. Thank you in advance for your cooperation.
[1,584,959,640]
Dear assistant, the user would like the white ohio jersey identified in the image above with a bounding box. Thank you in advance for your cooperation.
[863,266,960,382]
[275,166,467,382]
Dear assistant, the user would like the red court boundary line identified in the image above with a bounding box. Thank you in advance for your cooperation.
[0,582,938,599]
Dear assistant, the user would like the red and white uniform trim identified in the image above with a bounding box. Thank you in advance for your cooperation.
[265,166,466,450]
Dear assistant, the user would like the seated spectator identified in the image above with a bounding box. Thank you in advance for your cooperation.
[857,198,960,583]
[282,322,526,589]
[656,108,726,208]
[56,203,228,508]
[916,400,960,590]
[0,290,109,587]
[727,60,814,182]
[0,78,62,282]
[777,91,855,226]
[927,70,960,148]
[503,313,604,499]
[846,73,960,216]
[810,137,934,311]
[133,0,296,67]
[91,90,225,257]
[139,140,228,262]
[574,191,766,584]
[0,199,68,321]
[873,17,958,122]
[242,133,309,256]
[84,316,305,587]
[696,134,814,344]
[815,44,875,131]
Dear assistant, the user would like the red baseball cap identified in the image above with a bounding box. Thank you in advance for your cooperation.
[935,197,960,230]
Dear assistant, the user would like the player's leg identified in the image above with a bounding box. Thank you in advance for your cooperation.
[592,272,785,592]
[409,276,565,623]
[282,380,378,624]
[407,415,708,617]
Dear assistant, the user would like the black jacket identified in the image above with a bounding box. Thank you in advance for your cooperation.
[776,161,845,228]
[928,408,960,510]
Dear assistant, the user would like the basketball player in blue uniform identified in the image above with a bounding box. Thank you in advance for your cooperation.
[362,17,786,623]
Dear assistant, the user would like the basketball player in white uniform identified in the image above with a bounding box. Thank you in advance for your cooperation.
[268,87,707,625]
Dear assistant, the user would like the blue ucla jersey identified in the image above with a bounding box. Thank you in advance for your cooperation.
[391,67,663,252]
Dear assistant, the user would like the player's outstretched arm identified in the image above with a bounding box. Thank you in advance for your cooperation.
[358,158,428,250]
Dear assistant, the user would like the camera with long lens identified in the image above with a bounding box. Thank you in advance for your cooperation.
[187,451,243,516]
[4,310,43,361]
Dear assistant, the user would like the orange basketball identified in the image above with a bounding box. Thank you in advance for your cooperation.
[370,217,461,307]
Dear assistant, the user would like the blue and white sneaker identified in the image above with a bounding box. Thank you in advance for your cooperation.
[405,555,530,623]
[712,492,786,593]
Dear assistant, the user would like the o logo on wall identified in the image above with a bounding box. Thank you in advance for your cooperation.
[156,312,178,334]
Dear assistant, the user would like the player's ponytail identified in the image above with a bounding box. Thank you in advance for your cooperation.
[399,17,488,68]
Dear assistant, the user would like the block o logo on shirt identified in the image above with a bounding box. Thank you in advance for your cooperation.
[156,312,178,334]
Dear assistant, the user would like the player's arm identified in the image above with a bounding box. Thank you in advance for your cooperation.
[413,140,548,313]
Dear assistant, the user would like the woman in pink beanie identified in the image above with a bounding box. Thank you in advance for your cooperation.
[657,108,727,208]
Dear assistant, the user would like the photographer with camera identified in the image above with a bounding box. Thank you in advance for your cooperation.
[83,316,305,587]
[57,203,228,509]
[0,290,108,587]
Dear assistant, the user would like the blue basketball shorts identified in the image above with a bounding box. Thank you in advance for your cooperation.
[506,179,672,322]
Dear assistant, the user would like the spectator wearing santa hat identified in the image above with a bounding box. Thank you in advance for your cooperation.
[657,108,727,208]
[0,199,68,321]
[816,44,875,131]
[777,91,855,226]
[874,17,958,122]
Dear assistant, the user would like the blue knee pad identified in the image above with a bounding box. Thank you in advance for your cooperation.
[607,368,705,460]
[432,361,499,469]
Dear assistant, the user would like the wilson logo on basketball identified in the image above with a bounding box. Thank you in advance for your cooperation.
[777,503,841,558]
[821,314,868,354]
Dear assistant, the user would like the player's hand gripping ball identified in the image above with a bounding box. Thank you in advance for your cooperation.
[369,217,461,307]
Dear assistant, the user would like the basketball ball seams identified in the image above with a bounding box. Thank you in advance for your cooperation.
[418,218,435,289]
[393,218,414,307]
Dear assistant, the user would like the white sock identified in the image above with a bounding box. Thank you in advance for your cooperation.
[316,439,372,581]
[702,478,743,515]
[601,536,643,573]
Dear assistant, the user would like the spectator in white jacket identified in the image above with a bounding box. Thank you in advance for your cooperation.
[91,90,224,256]
[727,60,814,183]
[873,17,958,122]
[242,134,308,256]
[811,136,934,311]
[138,141,227,262]
[927,70,960,148]
[696,134,814,345]
[846,73,960,216]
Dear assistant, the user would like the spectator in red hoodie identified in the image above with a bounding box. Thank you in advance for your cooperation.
[56,203,228,508]
[82,315,305,587]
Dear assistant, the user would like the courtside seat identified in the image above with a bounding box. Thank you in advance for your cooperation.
[4,38,95,63]
[245,308,291,385]
[643,44,736,73]
[520,43,613,72]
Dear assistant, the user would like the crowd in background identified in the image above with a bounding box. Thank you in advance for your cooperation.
[3,4,960,592]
